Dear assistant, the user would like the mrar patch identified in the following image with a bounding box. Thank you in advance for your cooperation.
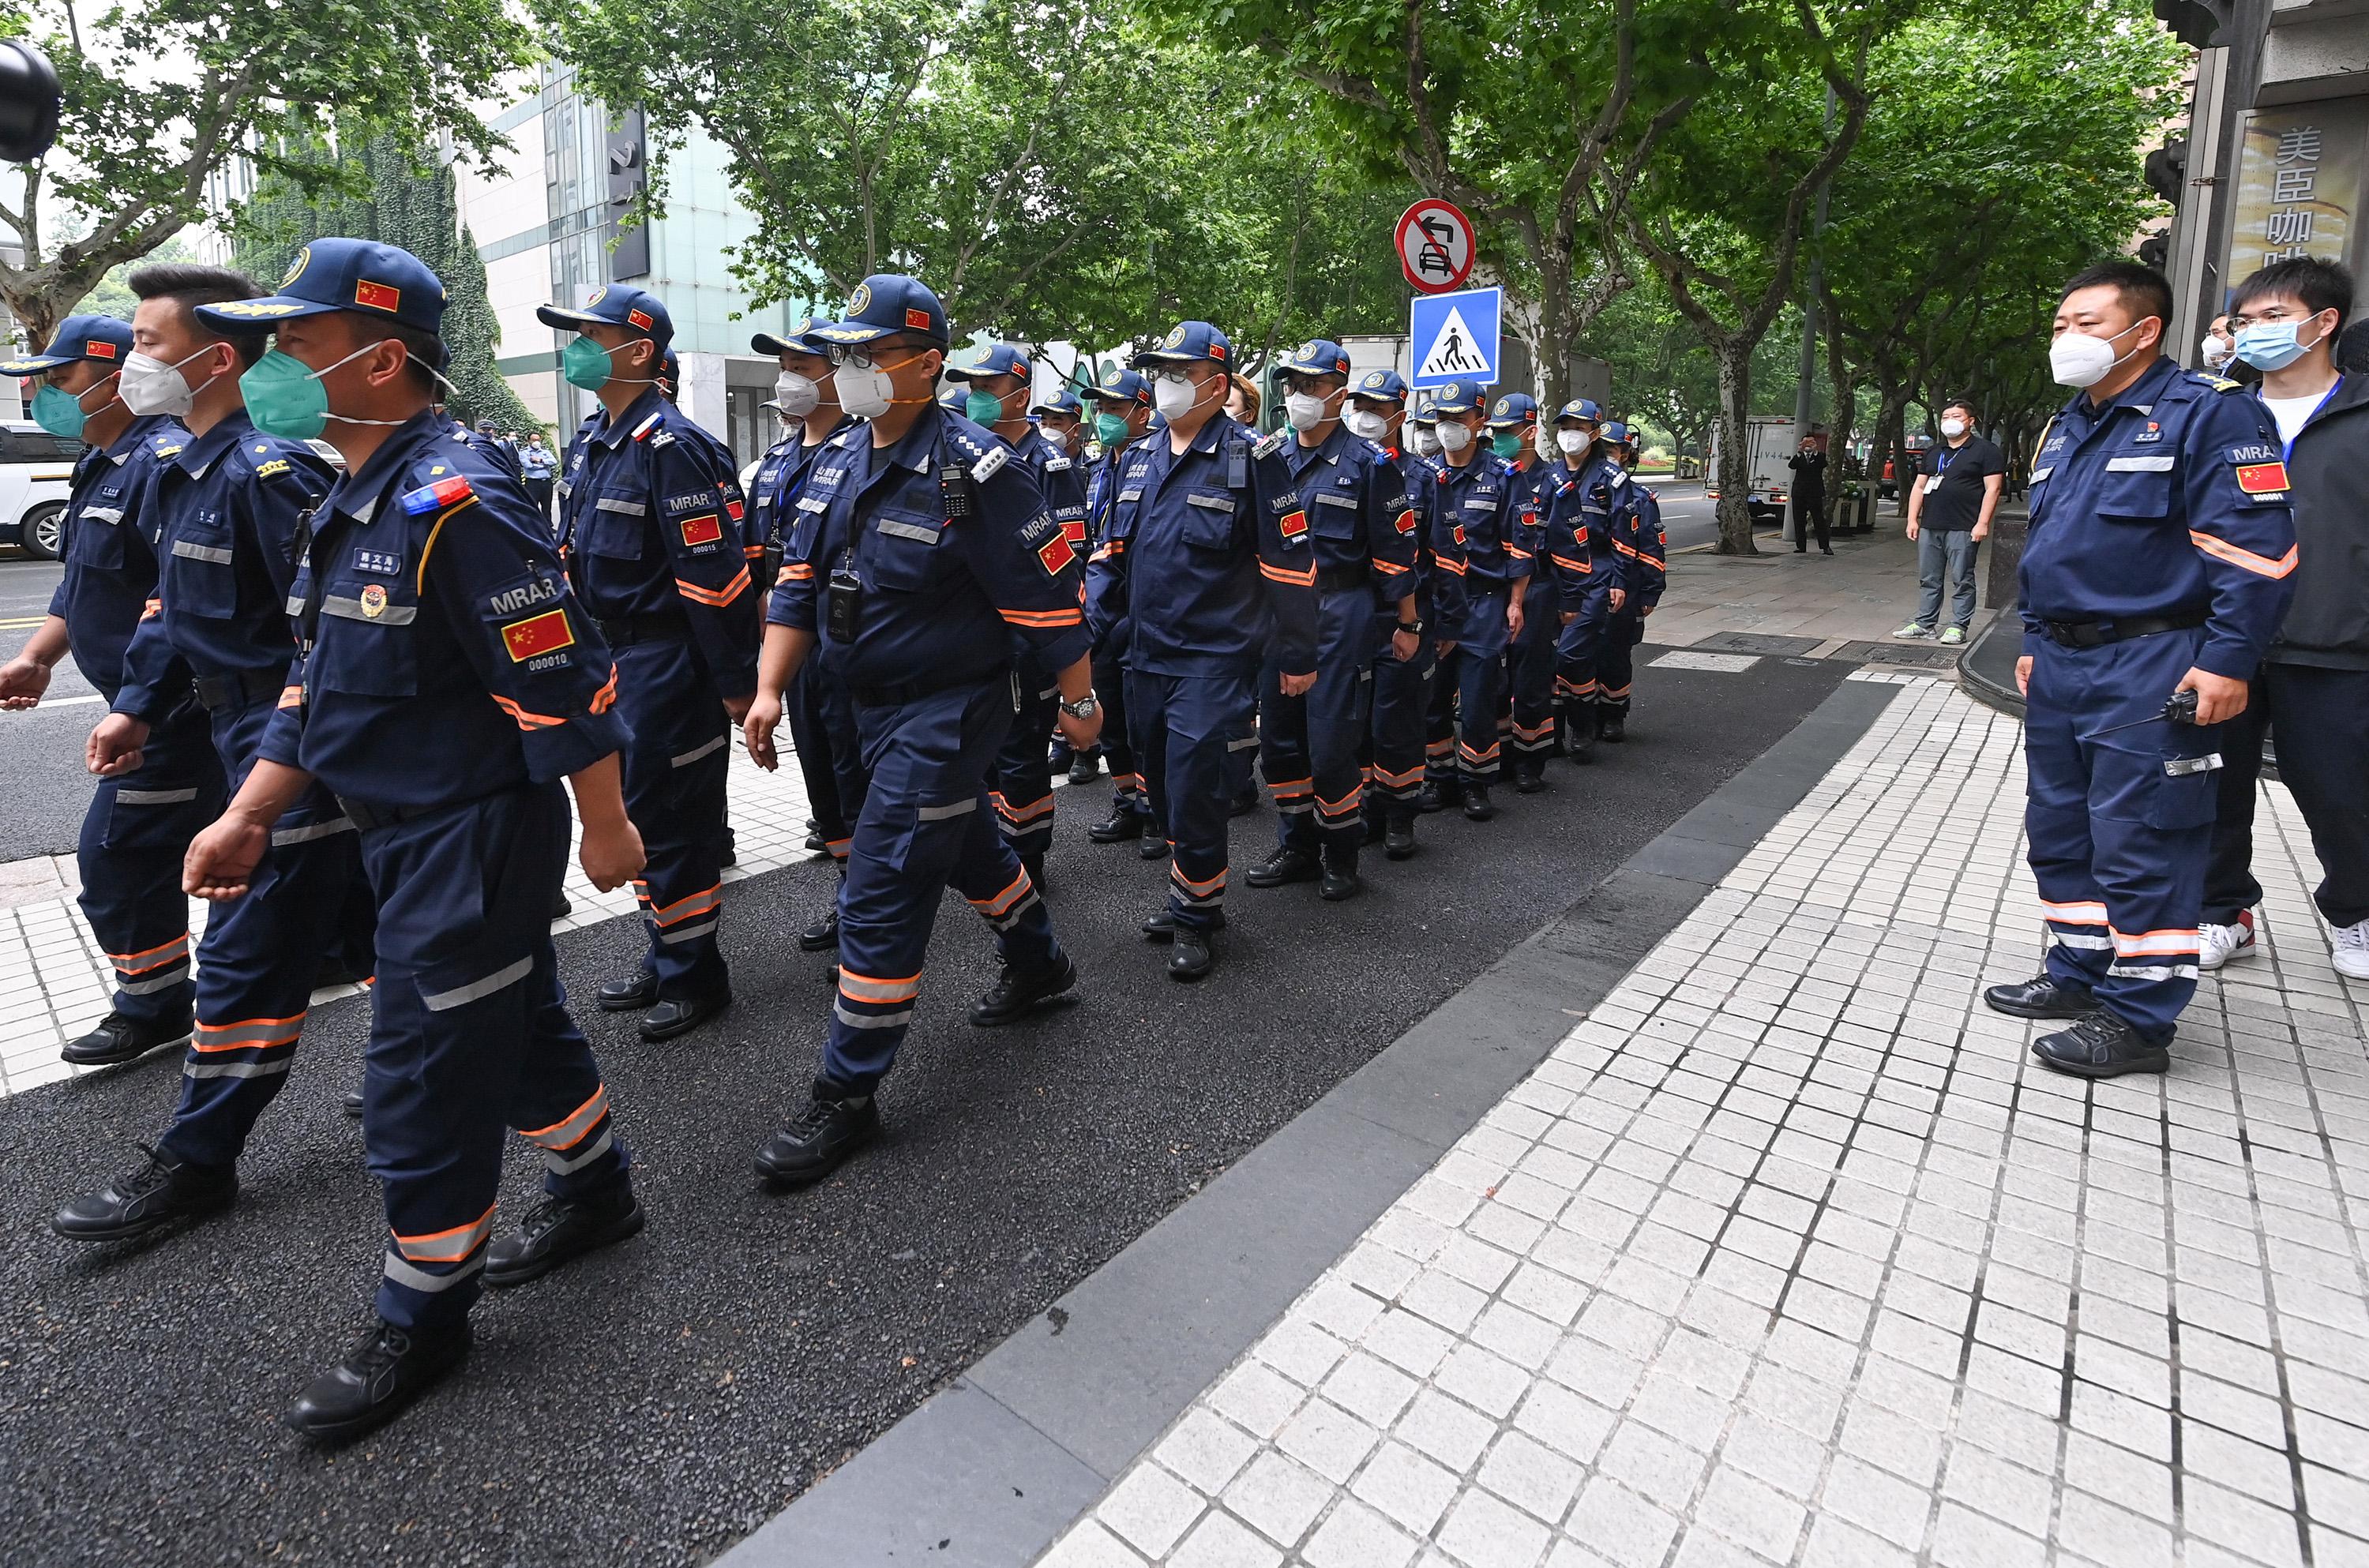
[680,512,724,547]
[2234,461,2290,496]
[501,607,575,662]
[1036,531,1077,577]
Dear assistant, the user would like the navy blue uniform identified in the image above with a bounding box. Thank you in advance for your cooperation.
[1086,413,1318,929]
[1499,458,1560,764]
[261,411,633,1330]
[1085,438,1154,831]
[772,409,1090,1093]
[1423,453,1522,786]
[2020,358,2296,1042]
[115,412,370,1169]
[1263,425,1417,851]
[757,424,873,864]
[990,426,1088,867]
[1597,470,1665,714]
[1367,440,1450,813]
[54,417,224,1033]
[1539,456,1617,715]
[557,388,758,1004]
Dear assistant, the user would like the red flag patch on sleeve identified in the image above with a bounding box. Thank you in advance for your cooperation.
[725,497,745,523]
[680,512,724,547]
[1061,517,1087,546]
[1036,531,1077,576]
[501,608,575,662]
[2234,461,2290,496]
[1278,509,1308,540]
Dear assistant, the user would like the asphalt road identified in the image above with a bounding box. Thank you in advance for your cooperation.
[0,650,1849,1568]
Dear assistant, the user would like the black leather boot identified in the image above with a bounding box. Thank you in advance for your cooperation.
[1385,808,1417,861]
[285,1319,471,1442]
[484,1184,645,1289]
[970,953,1079,1026]
[1246,845,1319,888]
[756,1081,880,1187]
[52,1143,237,1242]
[1319,846,1361,902]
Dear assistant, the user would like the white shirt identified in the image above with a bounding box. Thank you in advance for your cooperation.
[2259,388,2329,448]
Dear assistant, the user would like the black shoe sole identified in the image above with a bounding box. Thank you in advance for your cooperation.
[1514,778,1545,793]
[484,1199,646,1289]
[796,927,839,954]
[969,962,1081,1027]
[1138,840,1169,860]
[1166,955,1213,982]
[756,1133,876,1189]
[1088,823,1147,842]
[596,988,658,1014]
[1319,879,1361,902]
[1384,842,1417,861]
[1245,868,1319,888]
[2031,1045,2170,1079]
[60,1028,192,1068]
[640,997,731,1042]
[1983,989,2097,1021]
[51,1184,237,1244]
[285,1340,471,1444]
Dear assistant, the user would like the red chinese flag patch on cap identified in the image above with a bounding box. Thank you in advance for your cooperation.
[501,608,575,662]
[2235,461,2290,496]
[1210,342,1228,362]
[680,512,724,547]
[904,307,933,330]
[1036,531,1076,576]
[85,340,118,359]
[626,308,654,331]
[355,279,400,312]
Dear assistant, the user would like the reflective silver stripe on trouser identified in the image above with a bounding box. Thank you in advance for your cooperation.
[546,1126,615,1176]
[2109,962,2198,981]
[671,733,727,767]
[656,918,718,945]
[383,1251,486,1294]
[1226,736,1260,752]
[171,540,234,564]
[272,817,355,846]
[321,595,419,625]
[986,889,1042,933]
[2050,932,2114,950]
[421,955,535,1012]
[185,1058,295,1080]
[115,787,201,805]
[916,798,977,823]
[119,962,192,995]
[832,1002,914,1029]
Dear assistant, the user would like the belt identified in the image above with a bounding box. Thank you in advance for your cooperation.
[336,794,444,833]
[1317,561,1371,593]
[194,668,285,711]
[597,613,688,647]
[850,664,1008,709]
[2039,607,2207,649]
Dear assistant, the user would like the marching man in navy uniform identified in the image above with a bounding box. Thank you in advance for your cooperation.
[1595,419,1665,739]
[944,341,1090,888]
[1540,400,1616,760]
[1082,365,1162,853]
[1249,340,1419,900]
[1417,380,1522,821]
[1987,261,2296,1077]
[741,275,1101,1184]
[542,284,759,1041]
[1485,392,1559,786]
[1087,321,1319,979]
[1,314,223,1066]
[160,239,645,1437]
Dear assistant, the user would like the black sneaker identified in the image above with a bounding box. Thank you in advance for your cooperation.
[1463,782,1496,822]
[1319,850,1361,902]
[970,953,1079,1026]
[597,971,658,1011]
[1089,805,1147,842]
[1168,927,1214,981]
[1137,835,1169,861]
[52,1143,237,1242]
[640,992,730,1042]
[1982,975,2097,1020]
[1384,809,1417,861]
[1245,845,1319,888]
[60,1012,190,1068]
[285,1318,471,1443]
[756,1082,880,1187]
[484,1187,645,1289]
[1068,753,1101,785]
[1598,714,1627,743]
[798,910,839,953]
[2032,1011,2168,1078]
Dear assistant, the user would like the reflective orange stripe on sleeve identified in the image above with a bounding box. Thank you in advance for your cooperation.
[2189,531,2297,580]
[677,567,751,606]
[1259,561,1316,587]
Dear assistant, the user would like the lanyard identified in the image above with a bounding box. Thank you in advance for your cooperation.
[2262,376,2343,463]
[1932,441,1962,479]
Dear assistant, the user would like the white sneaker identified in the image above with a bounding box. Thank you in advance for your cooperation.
[1894,621,1935,640]
[2198,913,2256,971]
[2334,919,2369,980]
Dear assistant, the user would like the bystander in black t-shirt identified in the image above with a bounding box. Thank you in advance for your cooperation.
[1915,436,2005,531]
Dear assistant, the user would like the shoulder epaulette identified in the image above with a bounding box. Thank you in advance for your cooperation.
[1252,430,1288,461]
[400,475,477,515]
[2198,373,2243,393]
[970,445,1010,483]
[630,411,666,441]
[151,438,183,458]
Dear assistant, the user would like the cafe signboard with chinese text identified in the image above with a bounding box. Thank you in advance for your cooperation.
[2228,105,2364,279]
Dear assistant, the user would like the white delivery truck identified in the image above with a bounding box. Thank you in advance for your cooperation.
[0,420,80,559]
[1703,415,1796,533]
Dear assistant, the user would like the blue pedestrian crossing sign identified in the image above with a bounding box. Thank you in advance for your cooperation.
[1410,287,1500,389]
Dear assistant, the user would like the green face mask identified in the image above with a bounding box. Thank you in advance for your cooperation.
[31,381,91,439]
[964,389,1005,425]
[1490,431,1524,460]
[240,340,392,441]
[1094,412,1129,445]
[561,335,615,392]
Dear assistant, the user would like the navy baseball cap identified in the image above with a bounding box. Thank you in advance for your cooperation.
[197,238,448,337]
[536,282,672,348]
[1277,338,1351,377]
[1091,364,1151,407]
[815,275,950,347]
[1351,368,1409,403]
[1031,387,1082,417]
[938,385,971,412]
[753,313,832,356]
[1602,421,1636,446]
[1,313,131,376]
[944,343,1034,383]
[1486,392,1540,428]
[659,347,680,390]
[1428,380,1485,415]
[1133,321,1231,367]
[1554,397,1604,425]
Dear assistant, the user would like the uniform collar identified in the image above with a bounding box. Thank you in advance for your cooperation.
[99,415,164,466]
[1287,423,1353,472]
[879,406,944,474]
[326,410,446,527]
[177,410,259,478]
[591,385,670,449]
[2067,353,2179,424]
[1183,411,1236,457]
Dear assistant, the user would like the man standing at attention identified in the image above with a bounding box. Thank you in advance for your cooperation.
[1896,397,2005,645]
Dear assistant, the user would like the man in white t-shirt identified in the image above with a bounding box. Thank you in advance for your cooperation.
[2199,256,2369,978]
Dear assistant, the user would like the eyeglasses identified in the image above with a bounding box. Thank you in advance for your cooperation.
[825,343,926,371]
[1148,368,1197,387]
[2225,305,2324,329]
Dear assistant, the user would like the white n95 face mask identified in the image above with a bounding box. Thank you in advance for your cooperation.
[117,346,215,418]
[1285,392,1328,432]
[1153,373,1200,422]
[1344,409,1387,441]
[774,371,821,418]
[1556,429,1589,455]
[1436,421,1473,453]
[837,362,895,419]
[1939,416,1966,438]
[1409,426,1440,456]
[2048,321,2143,389]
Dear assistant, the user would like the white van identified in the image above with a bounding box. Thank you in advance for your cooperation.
[0,419,81,558]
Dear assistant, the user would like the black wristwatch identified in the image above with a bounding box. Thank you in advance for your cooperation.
[1059,694,1099,719]
[1396,620,1425,636]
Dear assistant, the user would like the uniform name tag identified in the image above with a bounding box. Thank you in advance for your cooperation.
[1312,493,1358,509]
[354,549,403,576]
[2164,754,2222,777]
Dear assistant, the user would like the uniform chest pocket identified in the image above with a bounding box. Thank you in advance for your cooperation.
[163,513,239,617]
[1309,490,1362,541]
[2097,459,2173,521]
[310,578,421,696]
[862,507,948,594]
[67,497,127,570]
[786,496,830,560]
[1180,489,1237,550]
[584,494,649,560]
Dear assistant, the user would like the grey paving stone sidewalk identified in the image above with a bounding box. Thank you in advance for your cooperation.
[1041,677,2369,1568]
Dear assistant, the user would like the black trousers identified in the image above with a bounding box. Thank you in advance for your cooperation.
[2203,662,2369,929]
[1791,492,1828,551]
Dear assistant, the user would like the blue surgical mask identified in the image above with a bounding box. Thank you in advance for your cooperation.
[2233,317,2322,373]
[31,381,95,439]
